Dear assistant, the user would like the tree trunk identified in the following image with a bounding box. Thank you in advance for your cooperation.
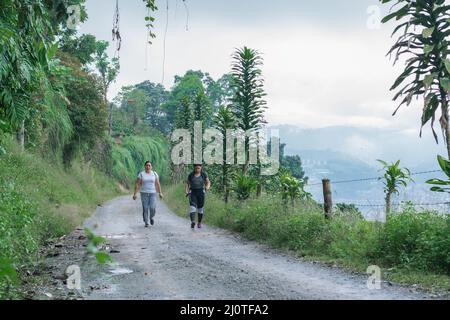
[225,188,230,204]
[256,143,261,197]
[223,164,229,203]
[16,120,25,152]
[243,136,249,176]
[436,77,450,159]
[385,191,392,215]
[443,97,450,160]
[445,117,450,160]
[242,162,249,176]
[109,103,113,136]
[104,84,112,136]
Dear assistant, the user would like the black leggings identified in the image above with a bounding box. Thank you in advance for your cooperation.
[189,189,205,223]
[189,189,205,209]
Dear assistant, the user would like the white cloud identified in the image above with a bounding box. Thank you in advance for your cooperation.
[80,0,427,132]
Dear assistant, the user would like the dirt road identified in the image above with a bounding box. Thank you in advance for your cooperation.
[42,195,438,300]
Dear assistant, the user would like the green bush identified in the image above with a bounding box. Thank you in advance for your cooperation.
[232,174,257,200]
[377,208,450,273]
[271,213,331,255]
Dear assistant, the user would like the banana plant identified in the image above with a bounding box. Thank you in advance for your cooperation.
[426,155,450,193]
[280,172,311,207]
[378,160,413,214]
[233,174,257,201]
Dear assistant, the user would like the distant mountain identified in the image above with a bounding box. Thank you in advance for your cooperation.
[269,125,449,218]
[292,149,378,183]
[271,124,445,170]
[290,148,384,205]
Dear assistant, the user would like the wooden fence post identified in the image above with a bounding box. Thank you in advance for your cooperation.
[322,179,333,219]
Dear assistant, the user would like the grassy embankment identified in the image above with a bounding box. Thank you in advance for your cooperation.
[0,140,121,298]
[0,134,169,299]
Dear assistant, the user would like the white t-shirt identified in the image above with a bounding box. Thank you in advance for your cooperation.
[138,171,158,194]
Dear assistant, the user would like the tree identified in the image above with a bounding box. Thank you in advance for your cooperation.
[58,53,109,167]
[171,96,193,182]
[162,70,206,131]
[205,73,235,114]
[380,0,450,158]
[230,47,267,175]
[58,33,98,66]
[214,106,236,203]
[94,41,120,135]
[174,97,193,130]
[0,0,87,150]
[192,90,213,127]
[135,81,170,134]
[282,155,308,181]
[378,159,413,214]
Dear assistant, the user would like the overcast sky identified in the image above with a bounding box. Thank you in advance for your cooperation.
[77,0,437,139]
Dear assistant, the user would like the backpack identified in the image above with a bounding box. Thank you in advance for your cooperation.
[187,171,207,184]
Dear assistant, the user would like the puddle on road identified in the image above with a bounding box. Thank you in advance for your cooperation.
[109,268,134,275]
[102,234,132,240]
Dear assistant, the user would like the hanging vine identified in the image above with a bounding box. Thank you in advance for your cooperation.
[144,0,158,44]
[182,0,189,31]
[112,0,121,57]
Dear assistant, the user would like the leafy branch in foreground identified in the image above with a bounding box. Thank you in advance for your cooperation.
[427,155,450,193]
[380,0,450,158]
[84,228,113,264]
[143,0,158,44]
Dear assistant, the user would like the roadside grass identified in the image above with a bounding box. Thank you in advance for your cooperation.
[0,139,123,299]
[164,183,450,293]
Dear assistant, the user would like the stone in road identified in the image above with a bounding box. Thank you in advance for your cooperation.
[77,195,431,300]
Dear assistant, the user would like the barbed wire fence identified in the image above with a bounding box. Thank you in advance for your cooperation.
[305,169,449,219]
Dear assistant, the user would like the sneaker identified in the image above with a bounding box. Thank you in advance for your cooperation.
[198,223,202,229]
[191,222,196,229]
[150,219,154,226]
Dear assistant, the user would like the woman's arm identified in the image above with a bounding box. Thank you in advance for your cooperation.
[133,178,142,200]
[156,175,163,199]
[205,178,211,191]
[185,182,191,195]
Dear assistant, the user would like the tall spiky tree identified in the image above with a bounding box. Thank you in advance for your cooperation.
[174,96,193,130]
[214,106,236,203]
[230,47,267,176]
[172,96,193,182]
[192,89,213,127]
[380,0,450,158]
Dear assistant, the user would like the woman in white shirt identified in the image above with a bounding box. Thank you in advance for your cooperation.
[133,161,164,228]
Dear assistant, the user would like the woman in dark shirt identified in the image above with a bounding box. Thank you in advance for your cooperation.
[185,164,211,229]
